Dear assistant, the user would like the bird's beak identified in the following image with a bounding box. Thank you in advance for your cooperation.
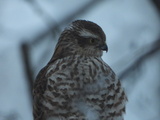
[100,44,108,52]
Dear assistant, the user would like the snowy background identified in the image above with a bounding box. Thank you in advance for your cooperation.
[0,0,160,120]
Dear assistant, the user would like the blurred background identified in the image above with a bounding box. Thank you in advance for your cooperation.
[0,0,160,120]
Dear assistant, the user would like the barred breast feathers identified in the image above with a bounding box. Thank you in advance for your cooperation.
[44,55,127,119]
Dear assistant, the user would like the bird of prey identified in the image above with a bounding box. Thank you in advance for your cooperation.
[33,20,127,120]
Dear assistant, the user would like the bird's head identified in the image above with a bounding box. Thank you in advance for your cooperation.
[51,20,108,62]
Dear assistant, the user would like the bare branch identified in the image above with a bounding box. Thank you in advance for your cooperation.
[118,39,160,80]
[28,0,104,46]
[21,42,33,102]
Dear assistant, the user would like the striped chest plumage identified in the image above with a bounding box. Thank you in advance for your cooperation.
[40,55,127,120]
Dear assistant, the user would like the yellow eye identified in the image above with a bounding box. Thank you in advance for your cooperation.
[90,38,95,44]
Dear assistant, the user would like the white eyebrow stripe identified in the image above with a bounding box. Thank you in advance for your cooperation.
[79,29,99,39]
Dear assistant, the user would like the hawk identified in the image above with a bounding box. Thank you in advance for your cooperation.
[33,20,127,120]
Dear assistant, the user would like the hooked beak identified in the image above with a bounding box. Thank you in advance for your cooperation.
[100,44,108,52]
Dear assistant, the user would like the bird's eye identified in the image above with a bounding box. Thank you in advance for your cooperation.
[89,38,95,44]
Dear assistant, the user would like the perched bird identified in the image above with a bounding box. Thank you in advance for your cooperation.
[33,20,127,120]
